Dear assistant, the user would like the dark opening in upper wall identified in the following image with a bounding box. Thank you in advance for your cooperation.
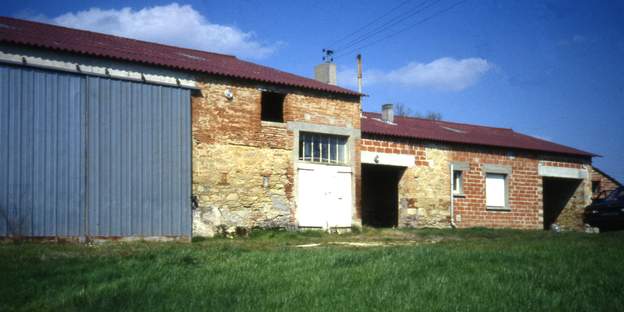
[261,91,285,122]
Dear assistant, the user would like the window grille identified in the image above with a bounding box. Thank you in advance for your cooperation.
[298,132,348,164]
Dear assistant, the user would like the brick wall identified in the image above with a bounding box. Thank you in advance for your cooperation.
[361,134,592,230]
[450,147,543,229]
[192,76,360,236]
[591,168,621,198]
[362,137,422,156]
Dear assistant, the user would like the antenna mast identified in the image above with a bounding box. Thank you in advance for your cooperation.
[356,54,362,94]
[322,49,334,63]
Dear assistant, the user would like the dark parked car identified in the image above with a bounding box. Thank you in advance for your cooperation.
[584,187,624,231]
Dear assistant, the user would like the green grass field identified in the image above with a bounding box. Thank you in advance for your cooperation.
[1,228,623,311]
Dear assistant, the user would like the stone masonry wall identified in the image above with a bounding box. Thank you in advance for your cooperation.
[192,76,360,236]
[362,137,450,227]
[554,176,591,230]
[362,134,592,230]
[399,145,452,227]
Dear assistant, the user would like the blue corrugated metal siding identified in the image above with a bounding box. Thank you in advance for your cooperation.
[86,77,191,236]
[0,64,191,238]
[0,65,85,237]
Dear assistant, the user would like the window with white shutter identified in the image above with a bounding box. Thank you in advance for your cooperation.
[486,173,507,209]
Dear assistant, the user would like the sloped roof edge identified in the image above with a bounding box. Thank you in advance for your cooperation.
[0,16,361,97]
[362,112,595,158]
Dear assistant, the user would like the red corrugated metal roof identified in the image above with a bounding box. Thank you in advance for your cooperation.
[362,112,595,157]
[0,16,360,96]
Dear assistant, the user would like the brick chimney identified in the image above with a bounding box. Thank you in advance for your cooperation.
[381,103,394,123]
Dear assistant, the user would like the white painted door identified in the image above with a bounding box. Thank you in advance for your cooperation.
[327,169,353,227]
[296,164,352,228]
[296,167,325,227]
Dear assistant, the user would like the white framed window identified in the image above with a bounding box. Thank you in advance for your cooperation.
[452,170,464,195]
[485,173,508,210]
[298,132,348,165]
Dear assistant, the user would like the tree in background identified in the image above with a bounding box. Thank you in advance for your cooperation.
[394,103,413,117]
[424,111,442,121]
[394,103,442,120]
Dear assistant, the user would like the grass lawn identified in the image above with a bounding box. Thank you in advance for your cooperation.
[1,228,623,311]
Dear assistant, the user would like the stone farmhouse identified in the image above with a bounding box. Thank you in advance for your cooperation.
[0,17,603,239]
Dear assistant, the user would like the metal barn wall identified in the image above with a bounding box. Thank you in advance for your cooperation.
[86,77,192,237]
[0,65,86,237]
[0,64,192,238]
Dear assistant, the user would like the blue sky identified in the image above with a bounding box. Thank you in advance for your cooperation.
[3,0,624,181]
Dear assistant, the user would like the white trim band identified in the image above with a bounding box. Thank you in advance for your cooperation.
[538,165,588,179]
[361,151,415,167]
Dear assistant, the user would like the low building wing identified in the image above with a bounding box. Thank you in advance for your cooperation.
[362,112,594,158]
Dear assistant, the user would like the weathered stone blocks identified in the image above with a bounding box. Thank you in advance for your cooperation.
[191,77,361,236]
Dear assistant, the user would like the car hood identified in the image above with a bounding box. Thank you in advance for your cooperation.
[587,200,623,210]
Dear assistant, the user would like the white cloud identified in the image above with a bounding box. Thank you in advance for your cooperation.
[337,57,492,91]
[572,34,586,43]
[36,3,277,59]
[557,34,587,46]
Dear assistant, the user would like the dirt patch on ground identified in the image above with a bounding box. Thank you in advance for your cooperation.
[294,238,444,248]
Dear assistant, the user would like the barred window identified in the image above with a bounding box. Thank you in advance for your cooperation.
[299,132,348,164]
[452,170,463,195]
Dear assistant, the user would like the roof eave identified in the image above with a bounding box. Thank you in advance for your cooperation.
[0,37,362,97]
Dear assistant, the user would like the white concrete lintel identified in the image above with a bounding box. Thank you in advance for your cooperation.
[538,165,588,179]
[361,151,415,167]
[296,162,352,172]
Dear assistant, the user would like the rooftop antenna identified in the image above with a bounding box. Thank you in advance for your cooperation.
[322,49,334,63]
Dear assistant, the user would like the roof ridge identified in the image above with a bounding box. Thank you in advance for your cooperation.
[510,131,594,154]
[361,111,594,157]
[363,111,513,131]
[0,16,238,59]
[592,166,622,185]
[234,57,327,81]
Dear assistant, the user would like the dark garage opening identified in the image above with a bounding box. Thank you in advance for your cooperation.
[361,164,405,227]
[543,177,582,230]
